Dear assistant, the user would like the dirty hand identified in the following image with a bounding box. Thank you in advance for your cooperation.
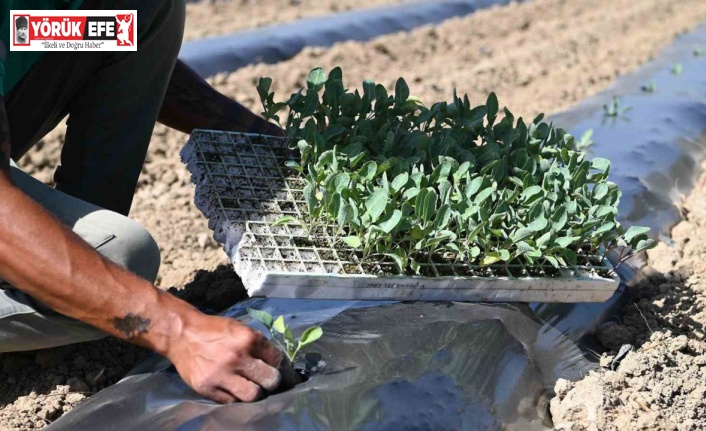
[165,314,295,403]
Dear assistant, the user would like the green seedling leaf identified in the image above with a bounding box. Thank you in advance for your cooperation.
[247,308,274,328]
[257,77,272,97]
[593,183,609,201]
[593,221,615,237]
[634,238,656,253]
[272,316,286,334]
[529,216,548,232]
[553,236,576,248]
[410,258,421,275]
[511,227,533,243]
[426,230,457,249]
[536,231,552,248]
[342,236,361,248]
[391,172,409,193]
[454,161,472,181]
[364,189,389,223]
[434,205,452,230]
[299,326,323,346]
[422,189,439,223]
[591,158,611,173]
[384,248,407,273]
[486,92,499,123]
[481,252,502,267]
[359,161,378,182]
[596,205,616,218]
[337,202,354,228]
[349,153,367,169]
[438,180,452,205]
[379,209,403,233]
[522,185,543,201]
[623,225,651,243]
[285,160,303,172]
[403,187,420,201]
[395,77,410,103]
[303,184,317,212]
[544,255,559,268]
[271,215,298,227]
[474,187,493,205]
[331,173,351,194]
[557,248,577,266]
[465,177,484,199]
[551,205,568,232]
[431,162,452,183]
[284,326,295,346]
[307,67,327,92]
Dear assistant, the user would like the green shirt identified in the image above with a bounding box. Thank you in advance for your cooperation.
[0,0,84,95]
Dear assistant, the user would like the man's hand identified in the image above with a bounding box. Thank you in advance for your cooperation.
[159,60,284,137]
[166,314,286,403]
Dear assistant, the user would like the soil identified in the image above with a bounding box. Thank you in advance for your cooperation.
[183,0,415,41]
[4,0,706,429]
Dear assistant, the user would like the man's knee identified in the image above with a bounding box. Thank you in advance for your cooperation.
[114,220,161,284]
[88,211,161,283]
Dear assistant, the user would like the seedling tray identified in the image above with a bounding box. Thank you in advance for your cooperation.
[182,130,620,303]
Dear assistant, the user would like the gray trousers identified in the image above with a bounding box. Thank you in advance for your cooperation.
[0,163,161,352]
[0,0,185,352]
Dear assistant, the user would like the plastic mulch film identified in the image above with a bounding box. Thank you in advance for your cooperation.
[47,300,591,431]
[178,0,512,77]
[46,20,706,431]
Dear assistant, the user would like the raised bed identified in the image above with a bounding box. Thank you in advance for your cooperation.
[179,0,514,77]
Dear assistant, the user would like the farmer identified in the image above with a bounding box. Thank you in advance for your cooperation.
[0,0,291,403]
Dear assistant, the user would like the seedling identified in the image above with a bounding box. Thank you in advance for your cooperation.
[694,46,705,57]
[641,81,656,93]
[247,308,323,362]
[603,96,632,118]
[576,129,595,150]
[671,63,683,75]
[257,67,655,275]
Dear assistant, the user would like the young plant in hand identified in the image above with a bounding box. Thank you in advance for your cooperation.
[247,308,323,363]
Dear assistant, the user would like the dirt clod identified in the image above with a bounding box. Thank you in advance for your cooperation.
[595,322,634,351]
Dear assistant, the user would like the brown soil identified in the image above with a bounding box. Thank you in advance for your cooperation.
[183,0,415,41]
[4,0,706,429]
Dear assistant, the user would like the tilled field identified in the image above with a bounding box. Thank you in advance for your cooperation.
[183,0,418,41]
[3,0,706,429]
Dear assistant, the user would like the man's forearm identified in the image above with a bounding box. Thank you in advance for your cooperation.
[0,175,201,356]
[159,59,276,135]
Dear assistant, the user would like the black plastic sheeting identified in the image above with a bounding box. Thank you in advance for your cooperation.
[46,21,706,431]
[178,0,512,78]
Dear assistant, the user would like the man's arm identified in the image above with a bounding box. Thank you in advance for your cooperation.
[0,99,290,403]
[158,60,283,136]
